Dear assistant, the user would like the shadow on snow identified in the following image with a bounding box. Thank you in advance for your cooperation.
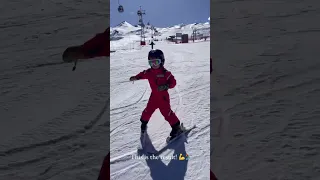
[138,131,192,180]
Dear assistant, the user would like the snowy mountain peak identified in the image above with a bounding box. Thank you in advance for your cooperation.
[116,21,134,28]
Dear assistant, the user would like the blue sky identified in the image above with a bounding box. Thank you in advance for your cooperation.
[110,0,210,27]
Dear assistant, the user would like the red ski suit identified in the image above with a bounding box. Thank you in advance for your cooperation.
[97,153,109,180]
[81,28,110,58]
[134,67,180,126]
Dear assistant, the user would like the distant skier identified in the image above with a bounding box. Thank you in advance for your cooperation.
[129,49,183,138]
[149,41,155,49]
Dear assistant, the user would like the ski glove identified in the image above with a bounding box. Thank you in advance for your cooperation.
[129,76,138,81]
[158,84,169,91]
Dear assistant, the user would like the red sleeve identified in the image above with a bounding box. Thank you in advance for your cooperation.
[167,72,176,88]
[81,28,110,58]
[97,153,110,180]
[211,170,218,180]
[135,70,149,80]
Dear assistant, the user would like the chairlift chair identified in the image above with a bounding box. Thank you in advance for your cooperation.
[118,5,124,13]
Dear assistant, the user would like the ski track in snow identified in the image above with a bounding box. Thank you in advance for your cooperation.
[110,41,210,180]
[211,0,320,179]
[0,1,109,180]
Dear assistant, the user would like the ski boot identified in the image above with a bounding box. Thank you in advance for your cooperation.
[169,121,183,139]
[140,119,148,133]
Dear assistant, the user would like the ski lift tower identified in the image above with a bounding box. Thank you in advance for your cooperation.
[137,6,146,45]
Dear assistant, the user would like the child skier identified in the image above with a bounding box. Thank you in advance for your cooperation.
[129,49,183,138]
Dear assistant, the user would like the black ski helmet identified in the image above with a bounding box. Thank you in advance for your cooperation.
[148,49,165,65]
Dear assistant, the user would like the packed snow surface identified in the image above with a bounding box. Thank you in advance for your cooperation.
[211,1,320,180]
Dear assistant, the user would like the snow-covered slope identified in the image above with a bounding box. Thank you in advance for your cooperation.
[211,1,320,180]
[0,1,109,179]
[110,40,210,179]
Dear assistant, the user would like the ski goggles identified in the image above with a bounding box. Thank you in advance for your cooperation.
[148,59,161,66]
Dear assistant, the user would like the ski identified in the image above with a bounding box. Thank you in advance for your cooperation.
[137,124,196,156]
[149,124,196,156]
